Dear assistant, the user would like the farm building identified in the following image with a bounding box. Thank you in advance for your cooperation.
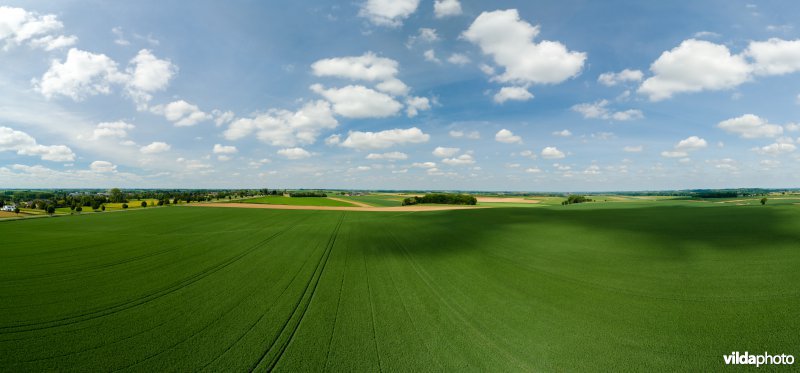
[1,204,16,212]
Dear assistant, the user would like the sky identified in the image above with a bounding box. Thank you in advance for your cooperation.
[2,0,800,191]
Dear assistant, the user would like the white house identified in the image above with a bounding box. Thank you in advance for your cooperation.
[1,204,16,212]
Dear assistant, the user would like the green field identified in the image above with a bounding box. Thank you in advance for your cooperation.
[334,194,404,207]
[237,196,356,207]
[1,203,799,370]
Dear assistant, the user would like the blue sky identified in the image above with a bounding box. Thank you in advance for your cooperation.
[2,0,800,191]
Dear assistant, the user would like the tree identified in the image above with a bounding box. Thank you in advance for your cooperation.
[122,203,128,209]
[75,206,82,213]
[101,205,106,211]
[14,207,20,215]
[46,205,55,215]
[141,201,147,208]
[109,188,124,203]
[761,197,768,205]
[157,200,164,206]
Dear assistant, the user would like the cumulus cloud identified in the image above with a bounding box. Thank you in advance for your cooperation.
[675,136,708,150]
[412,161,436,168]
[494,86,533,103]
[224,100,338,147]
[717,114,783,138]
[340,127,430,150]
[311,84,402,118]
[746,38,800,76]
[90,121,135,140]
[447,53,470,65]
[753,137,796,155]
[34,48,128,100]
[151,100,211,126]
[90,160,116,173]
[0,6,77,51]
[638,39,751,101]
[571,99,643,121]
[442,154,475,165]
[463,9,586,85]
[366,151,408,160]
[212,144,237,154]
[450,130,480,139]
[525,167,542,173]
[312,52,398,82]
[661,150,688,158]
[552,129,572,137]
[495,129,522,144]
[405,96,431,117]
[541,146,565,159]
[597,69,643,86]
[277,147,312,159]
[434,0,462,18]
[359,0,420,27]
[623,145,643,152]
[34,48,175,108]
[407,28,439,47]
[325,134,341,145]
[432,146,460,157]
[139,141,171,154]
[0,126,75,161]
[423,49,441,63]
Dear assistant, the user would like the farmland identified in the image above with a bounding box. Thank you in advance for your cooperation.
[1,202,799,370]
[237,196,357,207]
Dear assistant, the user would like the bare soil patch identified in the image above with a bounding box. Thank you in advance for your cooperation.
[477,197,540,204]
[326,197,372,208]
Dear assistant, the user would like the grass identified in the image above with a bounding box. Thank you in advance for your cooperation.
[1,202,798,370]
[236,196,356,207]
[333,194,404,207]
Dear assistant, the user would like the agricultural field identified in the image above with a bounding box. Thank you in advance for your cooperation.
[1,202,798,370]
[333,194,404,207]
[236,196,357,207]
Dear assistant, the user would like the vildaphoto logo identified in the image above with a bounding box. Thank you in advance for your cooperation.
[723,351,795,367]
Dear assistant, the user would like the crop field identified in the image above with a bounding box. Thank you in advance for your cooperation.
[237,196,356,207]
[334,194,404,207]
[1,202,799,370]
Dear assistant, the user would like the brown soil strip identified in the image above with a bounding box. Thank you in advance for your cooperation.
[192,203,489,212]
[326,197,372,208]
[476,197,540,204]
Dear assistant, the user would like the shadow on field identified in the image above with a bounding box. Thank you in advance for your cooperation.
[356,205,800,257]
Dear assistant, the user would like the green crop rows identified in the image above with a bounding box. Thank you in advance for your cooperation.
[236,196,356,207]
[1,203,799,370]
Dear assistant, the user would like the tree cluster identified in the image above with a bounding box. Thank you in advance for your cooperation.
[402,193,477,206]
[562,195,592,205]
[289,191,327,197]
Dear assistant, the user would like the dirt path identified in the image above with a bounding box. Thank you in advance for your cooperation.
[193,203,489,212]
[326,197,373,208]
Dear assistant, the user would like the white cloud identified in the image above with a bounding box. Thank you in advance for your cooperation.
[450,130,480,139]
[463,9,586,85]
[212,110,235,127]
[442,154,475,165]
[311,84,402,118]
[34,48,128,100]
[675,136,708,150]
[571,100,643,121]
[597,69,643,86]
[583,165,601,175]
[495,129,522,144]
[224,100,338,147]
[424,49,441,63]
[519,150,537,159]
[0,126,75,161]
[325,134,341,145]
[717,114,784,138]
[405,96,431,117]
[541,146,565,159]
[432,146,460,157]
[366,151,408,160]
[693,31,721,39]
[525,167,541,173]
[277,147,312,159]
[434,0,462,18]
[124,49,177,109]
[90,160,116,173]
[91,121,135,139]
[552,129,572,137]
[494,86,533,103]
[638,39,751,101]
[312,52,398,82]
[359,0,420,27]
[140,141,171,154]
[660,151,688,158]
[753,142,796,155]
[412,161,436,168]
[407,28,439,47]
[112,27,129,46]
[447,53,470,65]
[375,78,409,96]
[341,127,430,150]
[213,144,237,154]
[746,38,800,76]
[623,145,643,153]
[0,6,76,51]
[151,100,211,126]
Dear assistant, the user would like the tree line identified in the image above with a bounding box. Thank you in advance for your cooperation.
[402,193,477,206]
